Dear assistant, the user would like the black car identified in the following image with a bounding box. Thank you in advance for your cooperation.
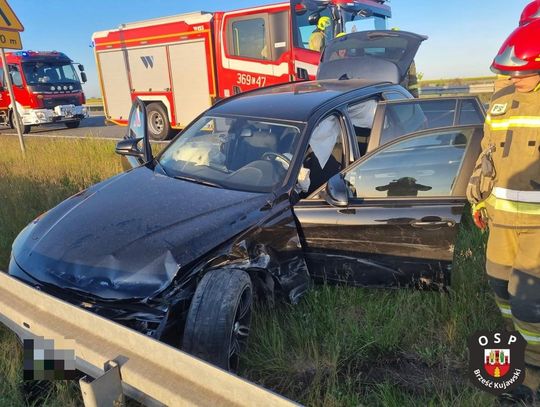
[9,31,485,370]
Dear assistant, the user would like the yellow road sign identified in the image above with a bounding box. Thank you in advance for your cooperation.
[0,29,21,49]
[0,0,23,32]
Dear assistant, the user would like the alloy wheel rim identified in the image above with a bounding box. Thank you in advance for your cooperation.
[228,286,251,371]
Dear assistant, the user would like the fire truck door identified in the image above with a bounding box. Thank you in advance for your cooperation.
[219,9,291,97]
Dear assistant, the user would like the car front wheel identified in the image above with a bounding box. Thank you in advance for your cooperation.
[182,269,252,371]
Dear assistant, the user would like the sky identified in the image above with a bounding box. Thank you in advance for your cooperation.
[9,0,531,98]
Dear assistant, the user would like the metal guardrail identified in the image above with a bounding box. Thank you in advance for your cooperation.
[419,83,495,96]
[0,272,298,407]
[84,103,104,113]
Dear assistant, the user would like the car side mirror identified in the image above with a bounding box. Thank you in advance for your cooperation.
[80,72,87,83]
[115,137,144,157]
[324,173,349,207]
[78,64,85,72]
[121,99,153,167]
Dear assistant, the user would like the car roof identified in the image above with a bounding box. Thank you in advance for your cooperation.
[210,79,392,122]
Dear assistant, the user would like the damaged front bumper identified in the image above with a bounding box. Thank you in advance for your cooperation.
[8,257,170,338]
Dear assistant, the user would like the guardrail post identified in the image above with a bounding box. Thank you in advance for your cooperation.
[80,360,125,407]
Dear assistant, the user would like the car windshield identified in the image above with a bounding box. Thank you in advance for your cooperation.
[159,115,303,193]
[22,61,79,85]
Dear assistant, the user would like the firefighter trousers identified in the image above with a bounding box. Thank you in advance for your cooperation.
[486,225,540,387]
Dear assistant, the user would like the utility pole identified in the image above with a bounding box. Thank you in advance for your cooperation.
[0,0,25,155]
[0,48,24,155]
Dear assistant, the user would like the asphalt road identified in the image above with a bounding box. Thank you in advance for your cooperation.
[0,114,127,140]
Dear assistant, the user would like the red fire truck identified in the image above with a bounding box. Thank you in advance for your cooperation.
[93,0,390,140]
[0,51,88,134]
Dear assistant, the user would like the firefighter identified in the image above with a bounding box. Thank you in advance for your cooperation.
[329,32,347,60]
[309,16,331,52]
[467,19,540,401]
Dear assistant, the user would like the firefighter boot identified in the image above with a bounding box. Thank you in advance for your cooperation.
[488,276,515,331]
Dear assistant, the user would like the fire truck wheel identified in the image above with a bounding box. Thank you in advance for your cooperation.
[147,103,171,141]
[9,112,31,134]
[65,120,81,129]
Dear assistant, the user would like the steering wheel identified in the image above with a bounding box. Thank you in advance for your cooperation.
[261,152,291,169]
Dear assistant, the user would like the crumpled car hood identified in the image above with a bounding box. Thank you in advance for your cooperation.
[12,166,271,300]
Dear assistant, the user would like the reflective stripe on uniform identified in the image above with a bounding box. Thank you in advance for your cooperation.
[485,115,540,130]
[496,301,513,318]
[517,327,540,345]
[493,187,540,203]
[487,194,540,215]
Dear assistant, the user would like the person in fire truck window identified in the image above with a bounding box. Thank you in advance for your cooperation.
[329,32,348,61]
[466,19,540,403]
[309,16,331,52]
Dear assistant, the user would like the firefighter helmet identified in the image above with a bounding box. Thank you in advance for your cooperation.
[520,1,540,25]
[317,16,331,31]
[491,20,540,76]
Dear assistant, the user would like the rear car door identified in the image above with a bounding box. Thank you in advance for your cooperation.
[367,96,486,152]
[294,123,483,289]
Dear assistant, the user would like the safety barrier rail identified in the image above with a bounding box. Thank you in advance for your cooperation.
[0,272,298,407]
[419,83,495,96]
[83,103,104,113]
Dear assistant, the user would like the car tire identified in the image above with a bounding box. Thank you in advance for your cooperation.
[182,269,252,371]
[146,103,171,141]
[65,120,81,129]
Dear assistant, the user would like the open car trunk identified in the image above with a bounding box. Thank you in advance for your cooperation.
[317,30,427,84]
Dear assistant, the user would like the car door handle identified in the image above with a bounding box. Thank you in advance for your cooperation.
[411,219,455,228]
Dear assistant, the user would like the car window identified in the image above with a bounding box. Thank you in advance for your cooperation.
[344,129,473,199]
[383,91,409,101]
[300,113,345,195]
[347,99,377,156]
[458,99,484,125]
[9,65,22,87]
[380,99,462,146]
[228,15,268,60]
[159,115,302,193]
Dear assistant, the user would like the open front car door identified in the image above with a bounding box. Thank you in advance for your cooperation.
[295,101,484,288]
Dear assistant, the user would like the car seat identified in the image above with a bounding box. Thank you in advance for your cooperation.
[231,124,278,170]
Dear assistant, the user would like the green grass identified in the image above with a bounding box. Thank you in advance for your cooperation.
[0,136,502,406]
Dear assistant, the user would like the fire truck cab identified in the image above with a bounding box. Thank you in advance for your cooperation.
[93,0,390,140]
[0,51,88,134]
